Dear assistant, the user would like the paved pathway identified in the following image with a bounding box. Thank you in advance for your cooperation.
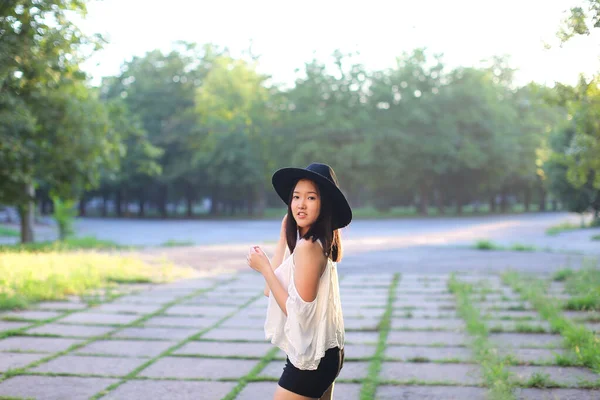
[1,250,600,399]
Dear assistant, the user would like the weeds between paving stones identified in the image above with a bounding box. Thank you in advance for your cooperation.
[359,273,400,400]
[221,347,280,400]
[448,275,516,400]
[89,290,262,399]
[0,278,236,387]
[502,271,600,374]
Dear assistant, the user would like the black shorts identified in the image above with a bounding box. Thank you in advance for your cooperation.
[278,347,344,398]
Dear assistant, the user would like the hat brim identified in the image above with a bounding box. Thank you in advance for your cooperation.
[272,167,352,230]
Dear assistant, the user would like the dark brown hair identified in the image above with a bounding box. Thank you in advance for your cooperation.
[285,178,343,262]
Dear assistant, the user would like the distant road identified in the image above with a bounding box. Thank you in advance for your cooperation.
[64,212,600,255]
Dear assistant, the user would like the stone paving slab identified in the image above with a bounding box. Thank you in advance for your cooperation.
[585,322,600,332]
[174,341,271,358]
[115,326,197,340]
[516,388,600,399]
[394,301,456,310]
[508,365,600,386]
[183,295,250,306]
[139,357,256,379]
[164,305,238,317]
[219,315,264,329]
[31,355,146,376]
[36,301,87,311]
[384,345,473,362]
[0,336,82,352]
[387,331,467,346]
[92,303,163,314]
[200,328,266,341]
[482,310,540,319]
[392,309,459,318]
[27,323,114,338]
[103,380,236,400]
[113,295,179,304]
[344,317,381,330]
[379,362,482,384]
[390,318,465,330]
[58,312,139,325]
[564,310,600,321]
[487,320,552,332]
[343,307,387,319]
[2,310,63,321]
[258,360,369,380]
[144,315,220,328]
[375,385,487,399]
[500,348,567,364]
[344,331,379,344]
[0,352,48,372]
[489,333,563,348]
[0,321,31,332]
[76,339,177,358]
[0,375,118,400]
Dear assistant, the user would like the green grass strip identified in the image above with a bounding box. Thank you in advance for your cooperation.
[502,271,600,373]
[448,275,516,400]
[90,290,263,399]
[359,273,400,400]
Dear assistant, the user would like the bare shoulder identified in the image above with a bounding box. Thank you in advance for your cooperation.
[295,239,327,270]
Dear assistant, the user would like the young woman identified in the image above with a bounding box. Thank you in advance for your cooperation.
[246,163,352,400]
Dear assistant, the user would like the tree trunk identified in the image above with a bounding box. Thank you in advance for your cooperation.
[539,189,547,212]
[158,185,168,218]
[102,193,108,217]
[78,194,87,217]
[524,188,531,212]
[436,190,445,215]
[210,185,219,216]
[139,198,145,217]
[19,183,35,243]
[116,189,123,217]
[418,184,429,216]
[489,195,496,213]
[552,199,558,211]
[186,183,194,218]
[500,191,508,213]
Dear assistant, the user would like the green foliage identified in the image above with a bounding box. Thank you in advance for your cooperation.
[51,196,77,240]
[475,240,500,250]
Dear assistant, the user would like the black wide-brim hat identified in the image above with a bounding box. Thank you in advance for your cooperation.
[272,163,352,230]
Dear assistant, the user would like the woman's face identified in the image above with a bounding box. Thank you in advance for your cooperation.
[291,179,321,235]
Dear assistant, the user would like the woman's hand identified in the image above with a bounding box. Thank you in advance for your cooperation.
[247,246,271,274]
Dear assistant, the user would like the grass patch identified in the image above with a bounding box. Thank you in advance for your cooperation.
[592,234,600,241]
[502,271,600,373]
[160,240,195,247]
[552,269,575,282]
[0,225,19,238]
[359,273,400,400]
[474,240,500,250]
[473,240,536,252]
[0,251,196,311]
[0,236,132,252]
[448,275,516,400]
[555,263,600,311]
[546,219,599,236]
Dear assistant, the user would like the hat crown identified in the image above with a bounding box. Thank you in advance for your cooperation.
[306,163,339,187]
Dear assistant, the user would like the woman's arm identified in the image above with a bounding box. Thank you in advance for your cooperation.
[264,215,288,296]
[262,239,325,315]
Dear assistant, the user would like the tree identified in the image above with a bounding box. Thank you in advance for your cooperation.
[0,1,122,242]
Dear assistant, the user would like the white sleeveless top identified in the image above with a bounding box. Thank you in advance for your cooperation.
[264,240,345,370]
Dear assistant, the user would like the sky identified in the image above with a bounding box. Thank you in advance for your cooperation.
[75,0,600,88]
